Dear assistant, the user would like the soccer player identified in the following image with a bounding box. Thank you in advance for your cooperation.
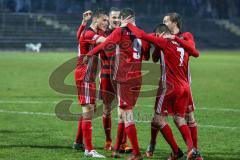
[73,10,92,151]
[123,19,200,160]
[146,13,203,160]
[86,8,151,160]
[73,8,108,158]
[100,7,132,153]
[100,7,120,151]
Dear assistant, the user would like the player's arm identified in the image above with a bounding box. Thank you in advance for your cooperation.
[174,35,199,57]
[77,10,92,40]
[127,23,168,49]
[87,28,121,56]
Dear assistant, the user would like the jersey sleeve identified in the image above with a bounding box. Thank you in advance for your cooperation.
[87,28,122,56]
[174,36,199,57]
[127,23,168,49]
[77,24,86,41]
[83,30,101,45]
[182,32,195,47]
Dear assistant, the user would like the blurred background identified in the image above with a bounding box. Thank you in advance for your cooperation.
[0,0,240,51]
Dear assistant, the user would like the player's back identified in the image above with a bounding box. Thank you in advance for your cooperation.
[161,39,189,88]
[112,27,149,82]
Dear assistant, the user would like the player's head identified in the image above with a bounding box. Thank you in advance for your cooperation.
[92,8,109,31]
[154,23,171,37]
[120,8,135,21]
[163,13,182,33]
[109,7,121,29]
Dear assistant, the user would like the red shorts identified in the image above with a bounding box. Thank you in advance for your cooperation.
[115,78,142,110]
[186,89,195,113]
[155,84,190,117]
[75,80,96,105]
[99,78,116,105]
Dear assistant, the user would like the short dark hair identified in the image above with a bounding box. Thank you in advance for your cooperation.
[92,8,108,18]
[120,8,135,19]
[154,23,171,34]
[165,12,182,30]
[109,7,120,13]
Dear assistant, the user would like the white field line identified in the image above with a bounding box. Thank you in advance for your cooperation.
[0,109,239,130]
[0,100,239,112]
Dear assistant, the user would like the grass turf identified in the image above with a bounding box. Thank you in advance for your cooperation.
[0,51,239,160]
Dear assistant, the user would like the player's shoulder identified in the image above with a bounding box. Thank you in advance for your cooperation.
[181,32,194,39]
[82,27,96,36]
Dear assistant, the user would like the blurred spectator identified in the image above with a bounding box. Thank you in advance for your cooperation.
[1,0,239,20]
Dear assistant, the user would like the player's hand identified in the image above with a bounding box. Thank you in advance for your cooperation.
[121,15,135,27]
[163,34,175,39]
[82,10,92,24]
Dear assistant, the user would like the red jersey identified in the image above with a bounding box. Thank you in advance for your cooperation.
[175,31,198,84]
[87,27,150,82]
[127,23,199,88]
[99,28,115,78]
[77,27,101,82]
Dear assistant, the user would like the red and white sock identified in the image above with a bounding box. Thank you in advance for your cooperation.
[75,116,83,144]
[82,119,93,151]
[188,122,198,149]
[178,124,194,151]
[160,124,179,153]
[103,114,112,142]
[114,122,124,151]
[125,123,140,155]
[150,121,160,145]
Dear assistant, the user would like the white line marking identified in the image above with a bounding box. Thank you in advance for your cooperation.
[0,109,239,130]
[0,109,55,116]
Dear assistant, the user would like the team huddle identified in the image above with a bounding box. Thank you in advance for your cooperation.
[73,7,203,160]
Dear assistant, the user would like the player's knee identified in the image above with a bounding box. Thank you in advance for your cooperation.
[174,115,186,127]
[103,104,111,117]
[152,114,167,129]
[186,112,196,124]
[82,104,95,120]
[121,109,134,127]
[186,112,197,127]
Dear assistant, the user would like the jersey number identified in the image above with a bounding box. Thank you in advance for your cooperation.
[133,38,142,60]
[177,47,185,66]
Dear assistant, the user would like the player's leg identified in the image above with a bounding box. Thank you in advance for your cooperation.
[115,81,142,159]
[173,87,195,160]
[186,111,203,160]
[100,78,114,150]
[154,113,183,160]
[145,95,162,157]
[73,115,84,151]
[112,107,125,158]
[121,108,142,160]
[77,81,105,158]
[73,78,84,151]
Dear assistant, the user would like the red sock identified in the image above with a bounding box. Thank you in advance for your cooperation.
[75,116,83,144]
[125,124,140,155]
[160,124,179,153]
[121,130,127,144]
[188,122,198,149]
[103,115,112,142]
[114,122,124,151]
[82,120,93,151]
[150,121,159,145]
[178,125,193,151]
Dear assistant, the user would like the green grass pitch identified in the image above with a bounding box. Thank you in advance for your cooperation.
[0,51,239,160]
